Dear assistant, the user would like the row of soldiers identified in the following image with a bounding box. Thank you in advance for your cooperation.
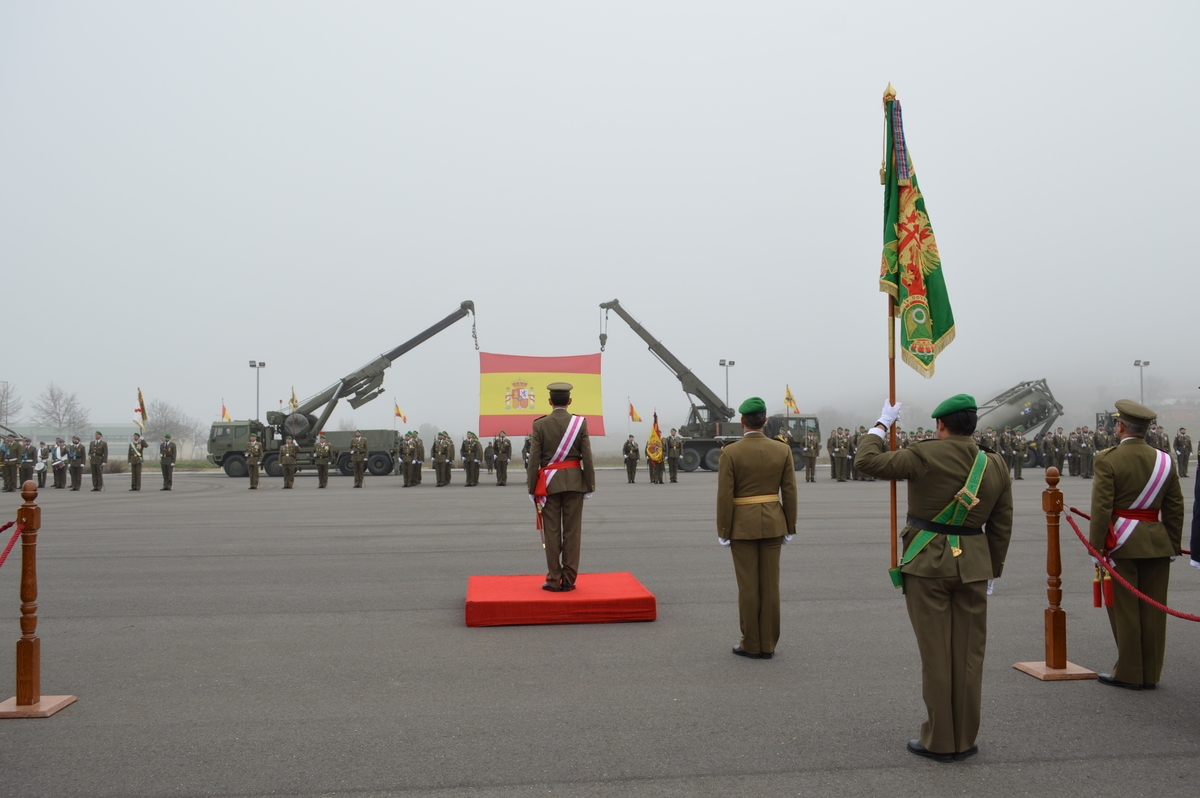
[1,431,178,493]
[621,430,686,483]
[1031,424,1192,479]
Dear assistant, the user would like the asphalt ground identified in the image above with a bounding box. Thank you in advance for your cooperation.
[1,465,1198,798]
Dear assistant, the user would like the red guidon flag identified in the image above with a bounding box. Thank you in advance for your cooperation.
[479,353,605,437]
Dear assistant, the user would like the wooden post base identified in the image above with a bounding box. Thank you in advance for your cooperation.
[1013,661,1096,681]
[0,695,77,718]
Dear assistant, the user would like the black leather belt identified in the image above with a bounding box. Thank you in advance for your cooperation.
[906,515,984,536]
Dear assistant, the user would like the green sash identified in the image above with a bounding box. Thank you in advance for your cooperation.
[889,450,989,590]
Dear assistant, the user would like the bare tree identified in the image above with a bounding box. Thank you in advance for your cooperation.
[0,381,21,430]
[30,383,90,438]
[143,400,201,449]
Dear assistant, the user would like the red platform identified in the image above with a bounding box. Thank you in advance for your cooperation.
[465,572,657,627]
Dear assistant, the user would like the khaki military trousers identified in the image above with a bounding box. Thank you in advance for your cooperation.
[20,465,34,485]
[1,463,14,491]
[1080,452,1094,478]
[541,491,584,587]
[317,464,329,488]
[804,456,817,482]
[1178,454,1190,478]
[90,463,104,490]
[248,464,259,488]
[161,463,173,489]
[69,465,83,490]
[130,462,142,490]
[495,460,508,485]
[730,536,782,656]
[904,573,988,755]
[625,460,637,482]
[667,456,679,482]
[1106,557,1170,685]
[283,465,295,488]
[53,464,67,489]
[353,460,366,487]
[401,461,412,486]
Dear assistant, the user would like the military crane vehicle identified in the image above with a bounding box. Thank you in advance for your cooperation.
[599,299,818,471]
[208,301,477,478]
[976,379,1063,467]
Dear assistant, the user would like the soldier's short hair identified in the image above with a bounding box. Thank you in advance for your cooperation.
[940,409,978,437]
[1120,417,1149,437]
[549,390,570,407]
[742,411,767,429]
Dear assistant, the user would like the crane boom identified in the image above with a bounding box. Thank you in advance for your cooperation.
[599,299,734,423]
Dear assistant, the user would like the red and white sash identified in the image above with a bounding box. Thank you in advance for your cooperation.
[1105,448,1172,558]
[533,414,585,519]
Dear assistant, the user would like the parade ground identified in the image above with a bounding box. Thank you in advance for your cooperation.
[1,467,1198,798]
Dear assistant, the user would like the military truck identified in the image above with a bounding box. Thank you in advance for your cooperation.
[599,299,819,471]
[976,379,1063,467]
[208,301,477,478]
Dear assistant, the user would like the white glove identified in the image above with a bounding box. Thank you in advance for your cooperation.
[718,537,731,548]
[475,460,481,464]
[783,534,794,544]
[986,578,995,596]
[584,492,594,500]
[1169,556,1176,562]
[623,455,628,460]
[1191,560,1200,571]
[877,400,901,429]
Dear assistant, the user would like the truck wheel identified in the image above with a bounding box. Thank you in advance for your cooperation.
[367,453,392,476]
[681,449,700,472]
[703,447,721,471]
[791,447,804,470]
[1023,448,1038,469]
[338,455,354,476]
[263,455,283,478]
[223,455,248,478]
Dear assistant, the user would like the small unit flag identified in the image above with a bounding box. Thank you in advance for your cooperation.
[394,401,406,422]
[784,385,799,415]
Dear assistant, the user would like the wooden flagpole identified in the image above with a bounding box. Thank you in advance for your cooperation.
[888,295,898,569]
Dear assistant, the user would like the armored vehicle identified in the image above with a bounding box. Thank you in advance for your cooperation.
[976,379,1063,467]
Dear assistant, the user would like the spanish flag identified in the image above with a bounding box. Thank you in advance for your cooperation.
[647,412,663,463]
[629,402,642,423]
[221,403,231,422]
[784,385,799,415]
[478,352,605,437]
[394,401,406,423]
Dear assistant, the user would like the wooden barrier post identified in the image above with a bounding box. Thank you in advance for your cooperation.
[0,481,77,718]
[1014,467,1096,681]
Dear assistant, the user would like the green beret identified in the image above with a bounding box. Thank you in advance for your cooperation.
[499,430,506,435]
[931,394,977,419]
[164,434,171,439]
[1015,427,1024,432]
[96,431,102,435]
[738,397,766,414]
[1114,399,1156,423]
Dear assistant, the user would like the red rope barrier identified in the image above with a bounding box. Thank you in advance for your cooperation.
[0,520,23,571]
[1064,507,1200,623]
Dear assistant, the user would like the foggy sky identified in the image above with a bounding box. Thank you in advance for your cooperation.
[2,1,1196,447]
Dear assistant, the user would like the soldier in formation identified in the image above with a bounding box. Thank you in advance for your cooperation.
[664,428,683,483]
[1174,428,1192,478]
[1011,428,1027,480]
[245,432,263,489]
[484,441,494,475]
[623,435,640,483]
[160,433,177,490]
[314,432,333,488]
[828,428,850,482]
[800,430,820,482]
[37,440,51,488]
[128,432,148,491]
[67,435,85,490]
[18,437,36,486]
[493,431,512,486]
[433,431,454,486]
[461,432,483,486]
[280,435,298,488]
[350,430,368,488]
[522,435,531,469]
[412,431,425,485]
[51,438,68,489]
[88,431,108,491]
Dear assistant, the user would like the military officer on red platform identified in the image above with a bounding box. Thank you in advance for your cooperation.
[1090,400,1185,691]
[528,382,596,592]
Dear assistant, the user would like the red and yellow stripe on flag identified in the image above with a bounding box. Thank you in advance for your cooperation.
[479,353,605,437]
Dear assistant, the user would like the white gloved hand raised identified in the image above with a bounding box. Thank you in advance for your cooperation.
[877,401,901,430]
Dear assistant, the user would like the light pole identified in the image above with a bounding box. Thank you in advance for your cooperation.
[719,359,736,408]
[1133,359,1149,405]
[249,361,265,420]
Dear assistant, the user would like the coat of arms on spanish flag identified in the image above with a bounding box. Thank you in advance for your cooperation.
[647,412,663,463]
[478,353,605,437]
[880,84,954,377]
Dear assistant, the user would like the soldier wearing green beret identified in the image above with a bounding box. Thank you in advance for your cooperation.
[1090,400,1185,691]
[88,431,108,492]
[855,394,1013,762]
[1,433,20,492]
[622,435,640,483]
[433,432,453,486]
[413,431,426,485]
[493,431,512,486]
[245,433,263,489]
[350,430,368,488]
[461,432,483,487]
[716,397,797,660]
[1011,428,1027,480]
[314,432,333,488]
[280,435,298,488]
[159,433,177,490]
[665,428,684,483]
